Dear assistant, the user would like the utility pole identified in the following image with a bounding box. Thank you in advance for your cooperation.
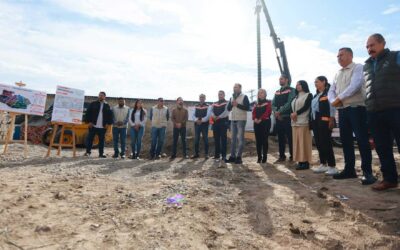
[255,1,262,90]
[247,89,256,102]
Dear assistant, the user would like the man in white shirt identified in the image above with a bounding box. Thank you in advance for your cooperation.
[84,91,113,158]
[328,47,376,185]
[111,97,129,159]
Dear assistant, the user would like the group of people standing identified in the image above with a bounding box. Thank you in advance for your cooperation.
[270,33,400,191]
[83,33,399,191]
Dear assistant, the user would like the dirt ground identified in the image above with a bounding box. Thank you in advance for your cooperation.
[0,137,400,250]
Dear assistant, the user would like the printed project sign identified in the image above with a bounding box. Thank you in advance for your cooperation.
[51,85,85,124]
[0,83,47,115]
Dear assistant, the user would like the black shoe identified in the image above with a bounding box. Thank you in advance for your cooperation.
[191,154,199,159]
[276,157,286,162]
[112,154,119,159]
[213,155,220,160]
[204,155,209,159]
[333,170,357,179]
[84,152,91,157]
[296,162,310,170]
[361,174,377,185]
[170,155,176,160]
[226,156,236,163]
[235,157,243,164]
[289,156,293,161]
[257,157,262,163]
[262,157,267,163]
[99,155,107,158]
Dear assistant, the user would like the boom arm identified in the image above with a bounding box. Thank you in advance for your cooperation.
[259,0,291,84]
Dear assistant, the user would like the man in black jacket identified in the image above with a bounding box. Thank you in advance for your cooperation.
[364,33,400,191]
[84,91,113,158]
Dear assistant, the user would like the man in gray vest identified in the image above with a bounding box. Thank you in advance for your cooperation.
[227,83,250,164]
[149,97,169,160]
[364,33,400,191]
[328,47,377,185]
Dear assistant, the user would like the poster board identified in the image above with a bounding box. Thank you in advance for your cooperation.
[0,83,46,115]
[51,85,85,124]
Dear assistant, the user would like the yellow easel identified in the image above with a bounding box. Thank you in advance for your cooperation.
[46,122,77,157]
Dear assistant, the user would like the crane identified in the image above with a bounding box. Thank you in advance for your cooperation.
[255,0,292,85]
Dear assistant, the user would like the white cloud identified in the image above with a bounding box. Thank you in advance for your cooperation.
[0,0,344,101]
[49,0,152,25]
[382,5,400,15]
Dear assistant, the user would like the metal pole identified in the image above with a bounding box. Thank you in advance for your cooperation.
[256,4,262,90]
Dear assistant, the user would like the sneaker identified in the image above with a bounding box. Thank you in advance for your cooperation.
[120,155,126,159]
[112,154,119,159]
[191,154,200,159]
[325,167,338,176]
[84,152,91,157]
[361,174,377,185]
[99,155,107,158]
[313,165,329,173]
[333,170,357,180]
[234,157,243,164]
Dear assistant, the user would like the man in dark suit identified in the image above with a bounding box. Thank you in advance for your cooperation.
[84,91,113,158]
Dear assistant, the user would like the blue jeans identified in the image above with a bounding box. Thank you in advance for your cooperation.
[230,120,246,158]
[368,108,400,183]
[130,126,145,157]
[172,127,187,157]
[86,127,106,155]
[338,106,372,174]
[112,127,127,156]
[150,127,166,157]
[213,118,229,159]
[194,122,209,156]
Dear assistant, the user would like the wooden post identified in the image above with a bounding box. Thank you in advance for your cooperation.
[46,123,58,157]
[57,125,65,156]
[3,113,16,155]
[24,114,28,157]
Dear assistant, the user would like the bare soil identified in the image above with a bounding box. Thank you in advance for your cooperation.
[0,138,399,250]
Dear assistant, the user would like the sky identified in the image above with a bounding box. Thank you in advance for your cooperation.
[0,0,399,102]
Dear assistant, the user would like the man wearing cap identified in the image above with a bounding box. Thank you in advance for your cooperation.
[84,91,113,158]
[149,98,169,159]
[111,97,129,159]
[191,94,212,159]
[364,33,400,191]
[328,47,376,185]
[272,74,296,162]
[227,83,250,164]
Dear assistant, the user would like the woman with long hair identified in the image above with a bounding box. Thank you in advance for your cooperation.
[290,80,313,170]
[311,76,338,175]
[129,99,147,159]
[252,88,272,163]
